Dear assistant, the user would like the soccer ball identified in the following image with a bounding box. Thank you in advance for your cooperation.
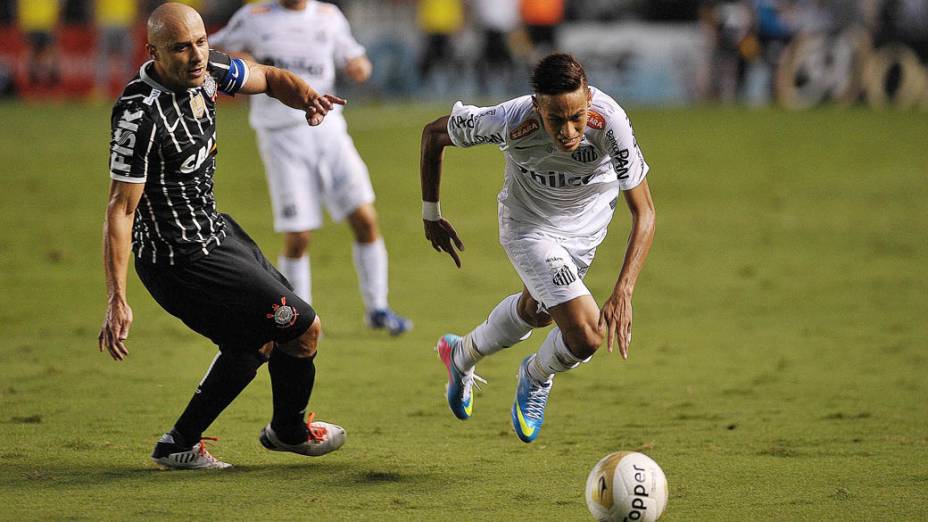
[585,451,668,522]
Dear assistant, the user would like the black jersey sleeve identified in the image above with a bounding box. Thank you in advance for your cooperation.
[207,49,249,95]
[109,100,157,183]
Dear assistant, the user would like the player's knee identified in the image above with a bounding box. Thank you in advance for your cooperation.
[518,300,552,328]
[278,316,321,358]
[349,206,379,243]
[563,323,602,359]
[283,231,311,257]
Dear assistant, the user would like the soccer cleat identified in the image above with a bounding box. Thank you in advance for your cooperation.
[367,308,413,336]
[151,433,232,470]
[436,334,486,420]
[511,355,554,443]
[259,412,346,457]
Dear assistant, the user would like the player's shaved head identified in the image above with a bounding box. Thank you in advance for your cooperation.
[147,2,204,47]
[145,2,210,91]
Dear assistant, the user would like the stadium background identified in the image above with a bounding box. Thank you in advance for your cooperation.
[0,1,926,520]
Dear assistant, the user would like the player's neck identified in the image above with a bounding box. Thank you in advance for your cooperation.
[280,0,308,11]
[149,63,187,93]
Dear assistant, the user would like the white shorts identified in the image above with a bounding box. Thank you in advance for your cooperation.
[498,205,608,309]
[255,116,375,232]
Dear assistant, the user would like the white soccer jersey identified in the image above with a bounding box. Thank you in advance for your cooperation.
[209,1,365,130]
[447,87,649,236]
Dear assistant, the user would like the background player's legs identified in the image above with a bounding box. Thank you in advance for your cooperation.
[347,203,388,312]
[280,231,313,304]
[452,288,540,372]
[157,349,266,450]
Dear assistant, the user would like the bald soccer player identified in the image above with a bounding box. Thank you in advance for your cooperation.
[99,3,346,469]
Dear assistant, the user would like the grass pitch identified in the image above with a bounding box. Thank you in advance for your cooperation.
[0,100,926,521]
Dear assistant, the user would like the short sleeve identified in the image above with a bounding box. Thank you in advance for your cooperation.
[331,7,366,67]
[446,101,508,148]
[207,49,249,95]
[602,110,649,191]
[109,102,157,183]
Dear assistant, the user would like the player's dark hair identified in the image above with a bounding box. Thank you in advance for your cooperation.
[531,53,588,96]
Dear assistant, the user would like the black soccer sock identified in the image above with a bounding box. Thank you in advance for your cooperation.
[268,349,316,444]
[172,350,266,446]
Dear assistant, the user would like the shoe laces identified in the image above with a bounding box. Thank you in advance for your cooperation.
[462,369,487,397]
[305,412,328,442]
[523,380,552,420]
[197,436,220,460]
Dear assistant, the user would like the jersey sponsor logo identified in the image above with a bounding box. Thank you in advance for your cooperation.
[605,129,630,179]
[471,133,504,145]
[143,89,160,106]
[519,166,596,188]
[510,118,540,140]
[571,145,599,163]
[180,136,216,174]
[110,109,145,173]
[587,110,605,129]
[451,113,478,129]
[266,296,300,328]
[552,265,577,286]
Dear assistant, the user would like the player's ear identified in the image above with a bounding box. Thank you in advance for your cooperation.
[146,43,158,61]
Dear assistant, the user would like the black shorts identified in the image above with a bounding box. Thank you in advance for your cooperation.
[135,214,316,352]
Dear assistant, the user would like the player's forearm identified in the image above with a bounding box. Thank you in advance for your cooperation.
[614,201,655,297]
[420,116,452,202]
[261,65,320,112]
[102,202,135,302]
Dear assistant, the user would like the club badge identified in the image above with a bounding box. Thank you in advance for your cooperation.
[267,296,300,328]
[202,74,217,101]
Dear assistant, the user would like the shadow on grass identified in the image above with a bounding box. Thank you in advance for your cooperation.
[1,461,441,491]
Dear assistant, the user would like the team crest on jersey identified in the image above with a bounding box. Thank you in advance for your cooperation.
[203,75,217,101]
[510,119,540,140]
[267,296,300,328]
[571,145,599,163]
[587,110,605,129]
[190,92,207,119]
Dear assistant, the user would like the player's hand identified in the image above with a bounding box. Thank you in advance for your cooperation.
[424,218,465,268]
[98,297,133,362]
[305,94,347,126]
[599,290,633,360]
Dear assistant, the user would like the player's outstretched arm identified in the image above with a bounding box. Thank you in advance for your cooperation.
[599,179,656,360]
[420,115,465,268]
[99,180,144,362]
[238,62,346,126]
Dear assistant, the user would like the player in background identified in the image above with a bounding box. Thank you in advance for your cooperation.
[420,53,656,443]
[210,0,412,335]
[99,2,347,469]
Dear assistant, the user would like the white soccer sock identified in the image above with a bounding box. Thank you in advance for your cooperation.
[527,328,587,383]
[278,255,312,305]
[352,238,388,312]
[453,293,533,371]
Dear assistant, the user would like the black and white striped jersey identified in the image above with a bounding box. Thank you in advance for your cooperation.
[108,50,249,265]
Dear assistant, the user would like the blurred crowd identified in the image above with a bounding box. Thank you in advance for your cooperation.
[0,0,926,107]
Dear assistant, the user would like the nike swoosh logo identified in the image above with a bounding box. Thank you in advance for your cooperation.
[513,145,534,150]
[231,67,239,79]
[516,405,535,436]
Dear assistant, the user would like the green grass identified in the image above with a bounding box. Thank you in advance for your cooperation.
[0,100,926,521]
